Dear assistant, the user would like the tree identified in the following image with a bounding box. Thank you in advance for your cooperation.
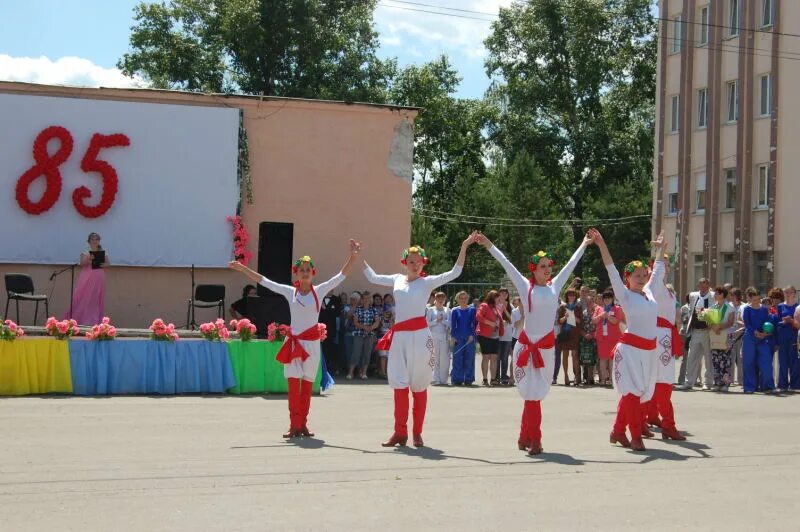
[118,0,397,101]
[484,0,657,279]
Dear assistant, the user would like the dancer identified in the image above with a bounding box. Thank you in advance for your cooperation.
[476,231,592,455]
[591,228,666,452]
[229,239,361,438]
[645,254,687,440]
[364,232,477,447]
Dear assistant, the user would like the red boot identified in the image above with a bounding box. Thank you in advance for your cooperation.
[526,400,543,455]
[646,398,662,427]
[518,404,530,451]
[382,388,409,447]
[626,394,646,451]
[299,379,314,437]
[630,437,647,451]
[610,431,631,447]
[640,402,654,437]
[610,397,631,447]
[661,426,687,441]
[411,390,427,447]
[283,378,302,438]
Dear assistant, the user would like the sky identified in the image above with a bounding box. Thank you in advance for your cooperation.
[0,0,515,99]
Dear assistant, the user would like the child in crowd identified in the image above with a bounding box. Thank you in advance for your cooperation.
[450,291,477,386]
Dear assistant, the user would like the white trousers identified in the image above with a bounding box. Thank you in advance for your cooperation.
[655,326,677,384]
[431,333,451,384]
[613,343,657,401]
[388,329,436,392]
[283,339,321,382]
[512,338,555,401]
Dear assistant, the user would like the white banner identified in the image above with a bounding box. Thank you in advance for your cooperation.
[0,93,240,267]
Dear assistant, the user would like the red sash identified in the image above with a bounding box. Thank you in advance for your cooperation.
[657,317,684,356]
[376,316,427,351]
[275,324,323,364]
[617,332,656,351]
[516,329,555,369]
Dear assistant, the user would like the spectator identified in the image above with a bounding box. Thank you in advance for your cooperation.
[742,287,778,394]
[427,292,451,385]
[776,285,799,391]
[708,286,735,392]
[230,284,257,320]
[472,297,481,309]
[677,293,692,385]
[342,292,360,372]
[376,293,395,379]
[510,295,524,386]
[319,289,342,375]
[476,290,502,386]
[557,288,584,386]
[348,291,380,380]
[593,289,624,386]
[679,279,714,391]
[451,291,477,386]
[730,288,746,386]
[580,286,598,385]
[496,288,514,385]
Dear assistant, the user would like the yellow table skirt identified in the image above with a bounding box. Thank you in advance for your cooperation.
[0,338,73,395]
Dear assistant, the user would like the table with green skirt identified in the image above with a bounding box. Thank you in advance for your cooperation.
[226,340,322,394]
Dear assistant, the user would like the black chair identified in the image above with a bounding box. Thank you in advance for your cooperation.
[186,284,225,330]
[4,273,49,325]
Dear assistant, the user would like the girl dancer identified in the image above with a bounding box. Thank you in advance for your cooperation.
[229,239,361,438]
[476,231,592,455]
[645,255,686,440]
[591,228,666,452]
[364,233,477,447]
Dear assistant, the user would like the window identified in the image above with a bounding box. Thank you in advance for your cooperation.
[760,74,772,116]
[756,164,769,208]
[720,253,735,284]
[729,0,739,36]
[724,168,737,209]
[695,173,706,213]
[753,251,769,295]
[726,81,739,122]
[700,6,710,45]
[670,95,680,133]
[667,175,679,214]
[762,0,773,27]
[698,88,708,128]
[671,16,683,53]
[694,254,704,288]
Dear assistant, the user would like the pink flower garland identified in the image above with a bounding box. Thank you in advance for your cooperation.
[149,318,179,341]
[86,317,117,340]
[230,319,257,341]
[226,215,253,266]
[0,320,25,341]
[200,319,231,341]
[46,317,81,339]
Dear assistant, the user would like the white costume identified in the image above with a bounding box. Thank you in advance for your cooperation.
[426,305,451,385]
[652,277,678,384]
[364,265,462,392]
[490,243,587,401]
[259,273,345,381]
[607,260,663,401]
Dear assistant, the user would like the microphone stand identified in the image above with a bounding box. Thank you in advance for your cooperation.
[51,263,78,320]
[188,264,197,330]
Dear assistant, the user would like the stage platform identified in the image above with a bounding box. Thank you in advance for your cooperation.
[0,337,325,396]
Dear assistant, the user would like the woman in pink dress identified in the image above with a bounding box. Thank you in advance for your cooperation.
[592,289,625,386]
[68,232,108,325]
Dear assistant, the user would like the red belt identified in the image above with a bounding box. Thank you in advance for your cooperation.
[616,332,656,350]
[275,324,323,364]
[657,317,684,356]
[516,330,555,369]
[376,316,427,351]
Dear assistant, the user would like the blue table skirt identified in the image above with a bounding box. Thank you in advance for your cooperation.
[68,340,236,395]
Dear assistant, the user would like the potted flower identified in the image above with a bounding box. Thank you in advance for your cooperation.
[45,317,81,339]
[266,322,291,342]
[0,320,24,341]
[149,318,179,341]
[230,318,257,341]
[200,319,231,341]
[86,317,117,340]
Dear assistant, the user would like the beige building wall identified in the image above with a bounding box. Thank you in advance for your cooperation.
[654,0,798,295]
[0,83,416,327]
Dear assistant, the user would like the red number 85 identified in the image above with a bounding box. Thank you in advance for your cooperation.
[15,126,130,218]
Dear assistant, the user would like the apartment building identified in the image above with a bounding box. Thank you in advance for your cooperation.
[653,0,799,296]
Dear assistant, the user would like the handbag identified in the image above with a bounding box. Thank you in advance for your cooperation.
[579,340,597,365]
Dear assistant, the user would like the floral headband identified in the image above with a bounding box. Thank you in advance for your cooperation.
[401,246,429,265]
[528,250,555,273]
[292,255,316,275]
[623,260,648,276]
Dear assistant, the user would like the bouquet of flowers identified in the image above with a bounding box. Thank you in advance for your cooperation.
[699,307,723,325]
[86,317,117,340]
[149,318,179,341]
[0,319,24,341]
[45,317,80,339]
[318,323,328,341]
[267,322,291,342]
[231,318,258,341]
[199,319,231,341]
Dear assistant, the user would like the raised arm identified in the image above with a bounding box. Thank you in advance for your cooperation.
[315,240,361,295]
[423,232,477,289]
[476,234,528,296]
[363,261,397,287]
[644,231,667,296]
[589,229,627,305]
[229,260,294,299]
[552,234,593,293]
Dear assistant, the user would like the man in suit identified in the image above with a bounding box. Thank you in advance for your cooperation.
[678,278,714,390]
[320,290,342,374]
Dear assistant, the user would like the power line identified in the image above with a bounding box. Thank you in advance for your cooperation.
[378,2,495,22]
[384,0,498,17]
[413,207,651,224]
[414,211,650,228]
[663,35,800,62]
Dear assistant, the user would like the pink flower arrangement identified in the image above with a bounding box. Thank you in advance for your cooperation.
[317,323,328,342]
[0,319,25,341]
[227,215,253,266]
[86,317,117,341]
[45,317,81,339]
[267,322,291,342]
[199,319,231,341]
[149,318,179,341]
[230,318,258,341]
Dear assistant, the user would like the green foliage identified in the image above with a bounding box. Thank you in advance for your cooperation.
[118,0,397,101]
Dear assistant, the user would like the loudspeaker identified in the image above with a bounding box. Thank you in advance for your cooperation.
[257,221,294,290]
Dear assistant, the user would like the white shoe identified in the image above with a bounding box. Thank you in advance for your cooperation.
[701,385,711,391]
[676,384,691,390]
